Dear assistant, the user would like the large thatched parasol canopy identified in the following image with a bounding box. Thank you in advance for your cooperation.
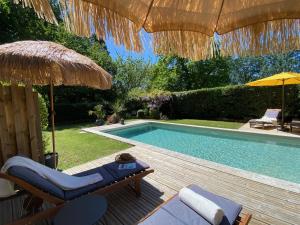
[0,41,112,89]
[0,41,112,168]
[16,0,300,60]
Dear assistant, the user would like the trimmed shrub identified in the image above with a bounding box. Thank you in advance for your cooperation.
[38,94,49,153]
[126,85,300,121]
[55,102,97,123]
[38,93,48,129]
[171,85,300,120]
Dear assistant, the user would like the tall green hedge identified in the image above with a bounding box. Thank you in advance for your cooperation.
[171,85,300,120]
[55,102,97,123]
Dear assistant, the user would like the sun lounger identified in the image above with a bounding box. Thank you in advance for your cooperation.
[250,109,281,129]
[0,159,154,205]
[138,184,251,225]
[290,120,300,132]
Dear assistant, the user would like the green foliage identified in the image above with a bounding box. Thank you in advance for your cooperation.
[37,93,49,153]
[150,55,231,91]
[38,93,48,129]
[149,108,160,119]
[150,56,190,91]
[111,100,125,116]
[113,57,152,98]
[171,85,300,120]
[88,104,105,120]
[229,52,300,84]
[55,102,98,123]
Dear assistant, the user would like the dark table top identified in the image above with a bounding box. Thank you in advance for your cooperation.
[53,195,107,225]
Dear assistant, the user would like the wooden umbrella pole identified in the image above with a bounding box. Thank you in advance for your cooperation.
[281,80,285,130]
[50,81,56,169]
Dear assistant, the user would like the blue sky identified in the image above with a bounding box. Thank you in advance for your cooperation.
[105,31,158,64]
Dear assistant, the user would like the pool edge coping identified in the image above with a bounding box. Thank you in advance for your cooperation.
[82,120,300,194]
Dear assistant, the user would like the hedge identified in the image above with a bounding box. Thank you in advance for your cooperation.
[54,102,97,123]
[170,85,300,120]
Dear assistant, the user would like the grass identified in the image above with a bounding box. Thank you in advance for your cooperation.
[44,123,131,170]
[162,119,243,129]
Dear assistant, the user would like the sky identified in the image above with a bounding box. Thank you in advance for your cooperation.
[105,31,159,64]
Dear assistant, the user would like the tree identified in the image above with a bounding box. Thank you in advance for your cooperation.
[229,51,300,84]
[150,55,230,91]
[113,57,152,98]
[150,56,190,91]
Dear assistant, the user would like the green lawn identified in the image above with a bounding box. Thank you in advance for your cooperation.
[44,123,131,170]
[162,119,243,129]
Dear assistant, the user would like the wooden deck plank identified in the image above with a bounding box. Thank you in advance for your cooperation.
[1,146,299,225]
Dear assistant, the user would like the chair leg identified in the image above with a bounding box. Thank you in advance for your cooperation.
[23,195,43,216]
[134,178,142,197]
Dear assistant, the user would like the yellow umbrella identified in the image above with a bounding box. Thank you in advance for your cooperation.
[246,72,300,130]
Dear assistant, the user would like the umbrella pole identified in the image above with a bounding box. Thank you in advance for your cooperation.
[50,82,56,169]
[281,80,285,130]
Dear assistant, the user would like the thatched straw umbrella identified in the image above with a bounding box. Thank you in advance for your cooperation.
[0,41,112,168]
[16,0,300,61]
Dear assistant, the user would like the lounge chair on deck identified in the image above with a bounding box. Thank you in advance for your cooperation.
[0,159,154,205]
[249,109,281,129]
[138,184,251,225]
[290,120,300,132]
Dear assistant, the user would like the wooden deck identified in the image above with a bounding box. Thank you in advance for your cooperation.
[1,146,300,225]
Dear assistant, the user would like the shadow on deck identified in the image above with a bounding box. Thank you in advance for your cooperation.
[0,180,164,225]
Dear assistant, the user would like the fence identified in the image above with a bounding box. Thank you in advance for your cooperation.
[0,85,43,167]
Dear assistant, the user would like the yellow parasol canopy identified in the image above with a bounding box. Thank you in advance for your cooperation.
[246,72,300,86]
[246,72,300,130]
[14,0,300,61]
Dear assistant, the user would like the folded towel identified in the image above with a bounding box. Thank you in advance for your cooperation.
[179,187,224,225]
[0,156,103,197]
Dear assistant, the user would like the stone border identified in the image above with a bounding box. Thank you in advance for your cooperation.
[83,120,300,193]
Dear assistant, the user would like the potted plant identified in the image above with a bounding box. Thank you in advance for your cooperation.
[89,104,106,126]
[44,150,58,169]
[108,100,125,124]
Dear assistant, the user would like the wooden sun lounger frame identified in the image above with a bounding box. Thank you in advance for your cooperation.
[137,194,252,225]
[0,168,154,225]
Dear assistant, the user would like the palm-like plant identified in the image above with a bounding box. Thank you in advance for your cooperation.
[112,100,125,117]
[89,104,105,121]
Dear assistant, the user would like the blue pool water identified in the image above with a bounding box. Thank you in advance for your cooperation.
[107,123,300,183]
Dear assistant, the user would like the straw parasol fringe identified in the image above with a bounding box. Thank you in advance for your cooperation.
[60,0,143,52]
[14,0,57,24]
[0,40,112,168]
[0,41,112,89]
[13,0,300,60]
[153,31,214,60]
[221,19,300,57]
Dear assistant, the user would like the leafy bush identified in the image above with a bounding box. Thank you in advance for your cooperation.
[149,108,160,119]
[38,94,49,153]
[126,85,300,121]
[38,93,48,129]
[88,104,105,120]
[172,85,300,120]
[55,102,98,123]
[136,109,145,119]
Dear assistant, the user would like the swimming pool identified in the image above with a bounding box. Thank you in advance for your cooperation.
[107,122,300,184]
